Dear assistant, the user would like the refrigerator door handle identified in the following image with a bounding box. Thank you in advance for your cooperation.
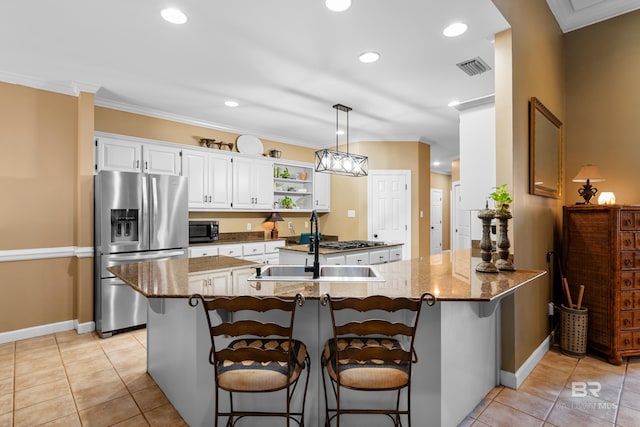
[150,175,158,238]
[107,250,186,263]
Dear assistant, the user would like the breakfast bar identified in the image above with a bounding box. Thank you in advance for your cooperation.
[109,251,545,427]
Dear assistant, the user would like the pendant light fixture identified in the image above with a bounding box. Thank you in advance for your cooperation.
[315,104,368,177]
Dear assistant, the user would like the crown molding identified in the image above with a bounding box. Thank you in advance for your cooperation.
[547,0,640,32]
[0,70,100,96]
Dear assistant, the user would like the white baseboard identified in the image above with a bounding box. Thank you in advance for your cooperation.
[500,335,551,389]
[0,320,95,344]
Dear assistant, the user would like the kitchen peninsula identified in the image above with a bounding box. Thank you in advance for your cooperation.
[109,252,545,427]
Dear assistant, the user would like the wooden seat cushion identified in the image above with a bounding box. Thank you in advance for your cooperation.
[216,339,307,392]
[323,337,410,390]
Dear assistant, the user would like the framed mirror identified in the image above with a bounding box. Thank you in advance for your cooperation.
[529,97,563,198]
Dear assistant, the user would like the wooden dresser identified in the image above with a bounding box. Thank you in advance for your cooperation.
[563,205,640,364]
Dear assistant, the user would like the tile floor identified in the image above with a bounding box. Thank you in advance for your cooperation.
[1,328,640,426]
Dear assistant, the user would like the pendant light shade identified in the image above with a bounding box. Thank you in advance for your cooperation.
[315,104,368,177]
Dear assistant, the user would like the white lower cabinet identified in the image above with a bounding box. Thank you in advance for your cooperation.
[345,252,370,265]
[189,240,285,266]
[324,254,345,265]
[279,245,403,265]
[369,249,390,264]
[188,246,219,258]
[189,269,231,294]
[389,246,403,262]
[218,244,243,258]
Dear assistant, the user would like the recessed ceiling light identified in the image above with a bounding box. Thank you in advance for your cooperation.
[161,8,188,24]
[447,100,460,107]
[224,100,239,107]
[359,51,380,63]
[443,22,467,37]
[433,161,441,166]
[326,0,351,12]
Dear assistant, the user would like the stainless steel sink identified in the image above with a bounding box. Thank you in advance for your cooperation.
[248,264,385,282]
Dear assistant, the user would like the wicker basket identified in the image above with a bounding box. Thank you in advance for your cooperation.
[560,304,588,357]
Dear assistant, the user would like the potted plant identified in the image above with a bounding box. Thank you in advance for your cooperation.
[280,196,296,209]
[490,184,513,215]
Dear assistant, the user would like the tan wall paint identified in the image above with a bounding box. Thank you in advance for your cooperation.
[451,159,460,182]
[1,259,77,331]
[0,83,78,250]
[76,92,95,323]
[430,172,452,251]
[564,10,640,204]
[323,141,430,259]
[492,0,565,372]
[0,82,82,332]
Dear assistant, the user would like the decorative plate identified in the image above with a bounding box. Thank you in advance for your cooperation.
[236,135,263,155]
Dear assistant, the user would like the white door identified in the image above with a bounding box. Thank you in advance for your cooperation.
[452,181,471,251]
[368,170,411,260]
[430,188,443,255]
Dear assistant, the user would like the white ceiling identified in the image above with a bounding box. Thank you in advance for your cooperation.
[1,1,637,175]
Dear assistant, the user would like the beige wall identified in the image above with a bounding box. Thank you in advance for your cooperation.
[430,172,452,251]
[564,10,640,204]
[0,82,82,332]
[492,0,565,373]
[323,141,431,259]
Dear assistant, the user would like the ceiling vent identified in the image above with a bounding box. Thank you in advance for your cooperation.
[456,57,491,76]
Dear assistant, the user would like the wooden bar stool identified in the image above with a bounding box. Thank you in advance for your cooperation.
[320,292,436,426]
[189,293,310,426]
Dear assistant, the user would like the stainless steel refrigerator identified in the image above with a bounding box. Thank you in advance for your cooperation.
[94,170,188,337]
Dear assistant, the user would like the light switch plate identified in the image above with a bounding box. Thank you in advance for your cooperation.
[347,210,356,218]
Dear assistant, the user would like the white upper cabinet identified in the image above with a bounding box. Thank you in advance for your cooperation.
[143,144,181,175]
[313,171,331,212]
[96,136,142,173]
[232,157,273,210]
[182,148,232,210]
[95,135,181,175]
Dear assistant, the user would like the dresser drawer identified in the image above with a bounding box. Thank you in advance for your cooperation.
[620,232,640,250]
[621,291,640,309]
[620,252,640,270]
[620,332,634,350]
[621,332,640,350]
[620,312,640,329]
[620,211,640,231]
[620,272,640,290]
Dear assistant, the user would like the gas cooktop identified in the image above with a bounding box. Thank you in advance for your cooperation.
[318,240,386,250]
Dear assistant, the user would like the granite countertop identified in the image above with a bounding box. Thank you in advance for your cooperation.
[107,250,545,301]
[280,242,403,254]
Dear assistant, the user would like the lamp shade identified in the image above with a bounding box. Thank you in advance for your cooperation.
[572,164,605,183]
[265,212,284,223]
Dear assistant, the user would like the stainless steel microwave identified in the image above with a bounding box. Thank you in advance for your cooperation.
[189,220,219,244]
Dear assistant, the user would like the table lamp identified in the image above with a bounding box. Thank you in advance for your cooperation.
[265,212,284,239]
[572,164,605,204]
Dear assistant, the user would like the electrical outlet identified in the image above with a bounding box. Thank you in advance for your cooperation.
[246,223,252,231]
[288,222,293,229]
[548,302,554,315]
